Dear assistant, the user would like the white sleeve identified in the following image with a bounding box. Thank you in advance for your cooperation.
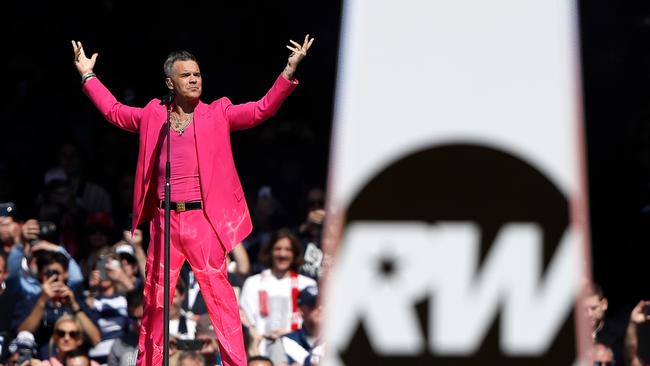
[239,275,260,328]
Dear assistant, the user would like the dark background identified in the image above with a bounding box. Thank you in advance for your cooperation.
[1,0,650,355]
[0,0,342,226]
[580,0,650,315]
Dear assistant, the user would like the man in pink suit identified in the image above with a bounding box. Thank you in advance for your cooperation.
[71,35,314,366]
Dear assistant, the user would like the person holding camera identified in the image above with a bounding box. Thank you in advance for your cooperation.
[85,248,129,365]
[3,331,40,366]
[106,236,145,295]
[7,220,84,301]
[14,251,100,355]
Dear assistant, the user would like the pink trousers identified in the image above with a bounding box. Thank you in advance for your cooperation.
[136,207,247,366]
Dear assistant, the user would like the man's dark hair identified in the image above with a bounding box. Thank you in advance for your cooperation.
[63,348,90,366]
[259,228,304,272]
[35,250,68,274]
[591,283,605,300]
[164,51,197,78]
[247,355,274,365]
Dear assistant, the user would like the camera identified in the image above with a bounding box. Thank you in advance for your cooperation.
[17,348,32,365]
[96,257,108,281]
[644,304,650,316]
[0,202,15,217]
[38,221,56,238]
[28,221,58,245]
[45,269,60,280]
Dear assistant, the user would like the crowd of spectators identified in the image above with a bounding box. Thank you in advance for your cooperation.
[0,141,328,366]
[586,283,650,366]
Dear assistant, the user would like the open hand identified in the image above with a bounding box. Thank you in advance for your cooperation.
[287,34,315,67]
[21,219,40,241]
[71,40,98,76]
[283,34,315,80]
[123,229,143,247]
[630,300,650,325]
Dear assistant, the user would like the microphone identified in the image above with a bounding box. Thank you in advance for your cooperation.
[160,90,176,106]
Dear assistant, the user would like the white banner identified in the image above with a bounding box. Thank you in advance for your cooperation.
[322,0,591,364]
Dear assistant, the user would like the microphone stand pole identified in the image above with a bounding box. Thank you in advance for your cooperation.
[163,98,172,366]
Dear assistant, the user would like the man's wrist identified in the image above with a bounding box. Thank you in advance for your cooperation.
[36,295,49,308]
[81,72,96,85]
[282,64,296,80]
[70,300,81,313]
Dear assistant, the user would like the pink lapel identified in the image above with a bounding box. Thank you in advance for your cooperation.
[143,105,167,190]
[192,102,214,200]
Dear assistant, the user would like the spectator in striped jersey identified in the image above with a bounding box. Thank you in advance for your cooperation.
[85,249,128,364]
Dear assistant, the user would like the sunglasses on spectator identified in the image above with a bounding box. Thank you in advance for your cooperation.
[55,329,81,338]
[593,362,615,366]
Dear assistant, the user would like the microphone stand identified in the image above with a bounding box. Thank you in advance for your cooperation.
[161,91,174,366]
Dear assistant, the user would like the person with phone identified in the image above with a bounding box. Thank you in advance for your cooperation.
[6,221,84,300]
[13,251,100,354]
[107,239,145,294]
[4,331,39,366]
[85,250,129,365]
[72,32,314,366]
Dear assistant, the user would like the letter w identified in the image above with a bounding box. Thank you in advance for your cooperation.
[430,222,580,355]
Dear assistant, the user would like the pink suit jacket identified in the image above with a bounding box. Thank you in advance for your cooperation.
[83,74,297,252]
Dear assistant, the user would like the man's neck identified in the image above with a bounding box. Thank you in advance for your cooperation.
[174,99,198,114]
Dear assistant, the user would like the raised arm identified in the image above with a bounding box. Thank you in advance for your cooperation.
[282,34,315,81]
[226,35,314,130]
[624,300,649,366]
[72,40,143,132]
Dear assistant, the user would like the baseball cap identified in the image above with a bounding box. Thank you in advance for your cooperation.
[115,243,137,264]
[297,286,319,307]
[7,331,37,357]
[43,168,68,186]
[115,243,135,257]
